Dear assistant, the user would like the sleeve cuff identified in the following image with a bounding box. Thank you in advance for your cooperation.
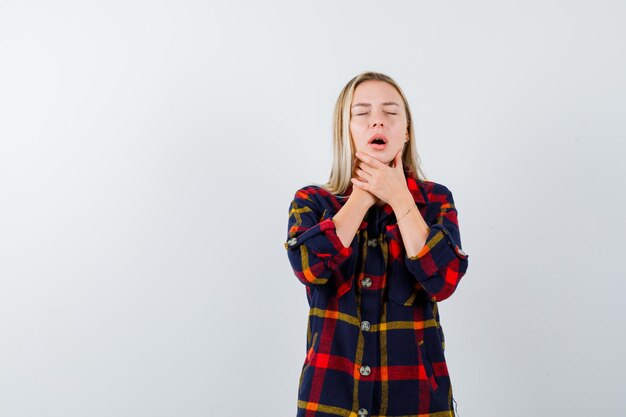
[405,224,468,281]
[285,218,353,270]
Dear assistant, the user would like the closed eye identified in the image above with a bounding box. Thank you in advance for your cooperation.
[354,112,397,116]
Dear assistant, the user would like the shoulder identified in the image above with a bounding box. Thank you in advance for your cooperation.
[292,184,328,198]
[290,184,347,210]
[419,180,456,204]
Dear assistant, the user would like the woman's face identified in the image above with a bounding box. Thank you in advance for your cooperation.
[349,80,408,165]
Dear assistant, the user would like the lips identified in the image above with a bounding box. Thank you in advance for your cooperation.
[368,133,388,151]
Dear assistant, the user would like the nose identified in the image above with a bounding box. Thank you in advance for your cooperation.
[369,109,386,128]
[370,117,384,128]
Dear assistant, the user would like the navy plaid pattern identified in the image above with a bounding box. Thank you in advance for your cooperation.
[285,170,469,417]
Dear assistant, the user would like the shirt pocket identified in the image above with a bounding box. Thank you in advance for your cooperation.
[418,339,439,392]
[387,265,429,306]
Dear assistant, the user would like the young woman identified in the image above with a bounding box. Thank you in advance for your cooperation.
[285,71,469,417]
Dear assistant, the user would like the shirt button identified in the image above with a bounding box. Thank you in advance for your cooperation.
[367,238,378,247]
[358,409,368,416]
[360,365,371,376]
[361,277,372,288]
[360,321,371,331]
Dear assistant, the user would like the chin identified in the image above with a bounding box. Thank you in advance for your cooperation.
[376,156,395,165]
[356,148,398,165]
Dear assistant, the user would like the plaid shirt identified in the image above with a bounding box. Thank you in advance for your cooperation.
[284,169,469,417]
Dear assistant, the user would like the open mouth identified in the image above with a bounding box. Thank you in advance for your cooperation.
[368,134,389,150]
[368,134,389,146]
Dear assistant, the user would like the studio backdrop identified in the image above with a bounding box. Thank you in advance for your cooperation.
[1,1,625,416]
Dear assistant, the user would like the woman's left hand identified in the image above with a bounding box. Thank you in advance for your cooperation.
[351,150,411,209]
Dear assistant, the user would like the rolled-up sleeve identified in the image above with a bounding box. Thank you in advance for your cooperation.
[404,185,469,301]
[284,189,354,287]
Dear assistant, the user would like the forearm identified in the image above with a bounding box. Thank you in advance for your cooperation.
[386,184,469,302]
[332,195,372,248]
[285,187,359,291]
[392,192,430,258]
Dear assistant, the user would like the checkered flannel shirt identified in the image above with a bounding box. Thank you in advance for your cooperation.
[284,171,469,417]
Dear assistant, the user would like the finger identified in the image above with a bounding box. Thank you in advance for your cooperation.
[356,168,371,179]
[355,151,385,168]
[358,162,375,174]
[354,172,368,182]
[351,177,369,189]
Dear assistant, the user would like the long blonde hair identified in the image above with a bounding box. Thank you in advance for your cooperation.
[323,71,426,195]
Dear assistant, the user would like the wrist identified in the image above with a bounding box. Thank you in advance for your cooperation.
[390,190,415,213]
[348,189,375,211]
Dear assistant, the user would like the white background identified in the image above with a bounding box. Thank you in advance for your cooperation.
[1,1,625,416]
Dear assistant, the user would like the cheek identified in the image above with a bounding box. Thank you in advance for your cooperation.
[392,117,407,129]
[349,121,360,139]
[350,120,366,136]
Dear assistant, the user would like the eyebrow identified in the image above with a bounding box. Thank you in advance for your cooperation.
[351,102,400,108]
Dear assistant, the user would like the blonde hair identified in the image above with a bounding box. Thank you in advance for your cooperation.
[323,71,426,195]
